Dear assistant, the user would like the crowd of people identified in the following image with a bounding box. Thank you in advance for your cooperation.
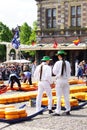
[0,59,37,81]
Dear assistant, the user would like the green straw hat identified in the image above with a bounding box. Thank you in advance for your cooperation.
[41,56,52,61]
[56,50,67,55]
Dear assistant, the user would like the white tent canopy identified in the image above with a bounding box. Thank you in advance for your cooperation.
[3,59,31,64]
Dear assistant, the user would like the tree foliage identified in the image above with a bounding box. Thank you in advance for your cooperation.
[20,22,32,45]
[0,22,13,42]
[29,21,38,44]
[19,21,37,57]
[27,21,38,56]
[0,22,13,62]
[0,44,6,61]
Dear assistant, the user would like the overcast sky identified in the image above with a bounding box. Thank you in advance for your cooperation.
[0,0,37,29]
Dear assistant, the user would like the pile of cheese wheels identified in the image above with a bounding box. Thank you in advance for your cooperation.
[0,104,27,119]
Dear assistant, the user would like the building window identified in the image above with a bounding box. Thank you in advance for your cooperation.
[46,8,56,28]
[71,6,81,27]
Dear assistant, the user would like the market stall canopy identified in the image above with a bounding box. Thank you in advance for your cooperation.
[3,59,31,64]
[20,43,87,51]
[0,41,86,51]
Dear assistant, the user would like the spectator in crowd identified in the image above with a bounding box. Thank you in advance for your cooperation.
[31,59,37,77]
[77,61,84,79]
[82,60,87,75]
[75,59,79,76]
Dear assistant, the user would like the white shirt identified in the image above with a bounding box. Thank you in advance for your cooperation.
[31,64,36,77]
[53,60,71,79]
[34,62,52,84]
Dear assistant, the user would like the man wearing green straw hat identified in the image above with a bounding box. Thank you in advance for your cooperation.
[34,56,53,114]
[53,50,71,116]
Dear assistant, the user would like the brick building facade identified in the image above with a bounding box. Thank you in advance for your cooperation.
[35,0,87,75]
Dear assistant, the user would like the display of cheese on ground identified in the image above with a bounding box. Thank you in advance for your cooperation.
[77,79,85,84]
[70,92,87,100]
[68,79,85,85]
[0,109,5,118]
[85,95,87,100]
[0,91,38,104]
[0,85,87,105]
[13,82,38,91]
[0,104,28,119]
[5,108,27,120]
[43,90,56,97]
[41,97,54,106]
[70,86,87,93]
[0,104,15,109]
[68,79,78,85]
[54,98,79,107]
[61,98,79,107]
[0,104,16,119]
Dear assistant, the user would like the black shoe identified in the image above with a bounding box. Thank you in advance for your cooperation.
[49,110,54,114]
[52,106,56,110]
[62,111,71,116]
[66,111,71,115]
[52,113,60,116]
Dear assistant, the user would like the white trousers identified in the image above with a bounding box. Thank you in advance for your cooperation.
[55,79,71,114]
[36,81,52,112]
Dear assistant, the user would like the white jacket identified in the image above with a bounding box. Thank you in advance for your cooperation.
[34,62,52,84]
[53,60,71,79]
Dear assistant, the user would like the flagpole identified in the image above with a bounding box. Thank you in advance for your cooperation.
[18,45,25,60]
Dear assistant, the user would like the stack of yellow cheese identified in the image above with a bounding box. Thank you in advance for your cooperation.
[54,97,79,107]
[41,97,54,106]
[0,104,27,119]
[61,98,79,107]
[0,104,15,119]
[5,108,27,120]
[71,92,86,100]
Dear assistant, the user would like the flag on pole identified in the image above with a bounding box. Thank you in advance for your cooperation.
[11,27,20,49]
[73,39,80,46]
[53,41,58,48]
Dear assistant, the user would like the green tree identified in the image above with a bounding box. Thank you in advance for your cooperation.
[29,21,37,44]
[0,21,13,62]
[0,44,6,62]
[0,21,13,42]
[20,21,37,57]
[20,22,32,45]
[27,21,38,56]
